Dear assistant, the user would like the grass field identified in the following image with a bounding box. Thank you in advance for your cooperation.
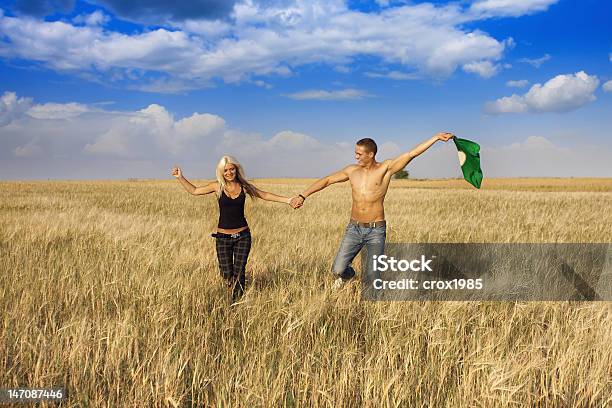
[1,178,611,407]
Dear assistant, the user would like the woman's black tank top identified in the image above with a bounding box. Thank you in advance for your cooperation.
[218,185,248,229]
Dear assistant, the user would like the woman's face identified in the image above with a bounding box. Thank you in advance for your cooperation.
[223,163,237,182]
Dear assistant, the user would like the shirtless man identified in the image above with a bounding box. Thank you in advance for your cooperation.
[290,132,454,289]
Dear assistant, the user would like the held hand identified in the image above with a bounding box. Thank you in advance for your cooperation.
[436,132,454,142]
[171,166,182,178]
[289,196,304,209]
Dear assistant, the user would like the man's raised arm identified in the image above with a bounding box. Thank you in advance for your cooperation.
[290,167,350,208]
[388,132,454,175]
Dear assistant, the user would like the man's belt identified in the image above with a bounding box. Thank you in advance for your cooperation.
[349,219,386,228]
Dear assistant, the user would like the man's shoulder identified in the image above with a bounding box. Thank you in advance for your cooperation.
[379,159,392,169]
[343,164,359,173]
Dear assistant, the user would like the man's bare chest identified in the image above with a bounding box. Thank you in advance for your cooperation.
[350,170,387,193]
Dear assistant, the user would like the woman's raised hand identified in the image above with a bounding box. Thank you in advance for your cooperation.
[171,166,182,178]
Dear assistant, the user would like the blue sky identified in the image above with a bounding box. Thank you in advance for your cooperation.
[0,0,611,179]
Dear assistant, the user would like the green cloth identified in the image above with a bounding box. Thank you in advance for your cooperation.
[453,137,483,189]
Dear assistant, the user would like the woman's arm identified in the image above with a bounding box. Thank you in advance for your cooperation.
[253,186,291,204]
[172,166,218,196]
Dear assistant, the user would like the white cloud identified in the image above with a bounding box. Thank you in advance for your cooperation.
[27,102,90,119]
[1,90,95,125]
[469,0,559,17]
[365,71,421,80]
[603,80,612,92]
[523,71,599,112]
[73,10,110,26]
[83,104,226,158]
[267,130,320,150]
[284,88,372,101]
[501,135,559,150]
[485,71,599,114]
[334,66,351,74]
[13,138,44,158]
[130,78,195,94]
[0,0,548,89]
[506,79,529,88]
[462,60,500,78]
[518,53,551,68]
[3,92,612,179]
[0,91,356,178]
[484,94,528,114]
[0,16,203,72]
[218,130,322,157]
[252,80,272,89]
[0,91,33,126]
[171,19,232,38]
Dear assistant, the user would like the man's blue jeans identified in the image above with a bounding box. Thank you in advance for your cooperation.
[332,223,386,283]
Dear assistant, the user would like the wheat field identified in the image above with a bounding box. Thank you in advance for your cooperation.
[1,178,611,407]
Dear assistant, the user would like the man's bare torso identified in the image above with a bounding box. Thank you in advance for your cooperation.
[346,161,393,222]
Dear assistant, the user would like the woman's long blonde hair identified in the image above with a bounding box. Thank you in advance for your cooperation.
[215,156,258,198]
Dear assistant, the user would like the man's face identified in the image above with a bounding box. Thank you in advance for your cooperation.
[355,145,374,167]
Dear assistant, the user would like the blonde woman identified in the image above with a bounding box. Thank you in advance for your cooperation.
[172,156,293,302]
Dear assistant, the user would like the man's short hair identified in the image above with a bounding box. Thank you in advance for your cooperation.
[356,138,377,155]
